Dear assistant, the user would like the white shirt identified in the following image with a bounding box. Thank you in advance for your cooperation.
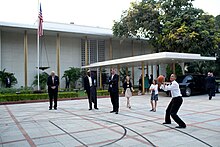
[161,80,182,98]
[111,74,114,80]
[88,76,92,87]
[149,84,158,94]
[52,77,54,83]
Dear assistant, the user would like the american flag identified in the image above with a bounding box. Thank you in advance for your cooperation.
[38,3,43,37]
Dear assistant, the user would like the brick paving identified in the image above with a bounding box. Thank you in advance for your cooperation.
[0,93,220,147]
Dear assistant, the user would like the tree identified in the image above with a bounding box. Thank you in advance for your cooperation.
[185,61,216,75]
[113,0,220,75]
[113,0,161,50]
[166,63,183,79]
[63,67,81,89]
[112,0,219,56]
[32,72,49,90]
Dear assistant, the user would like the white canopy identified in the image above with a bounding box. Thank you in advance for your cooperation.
[82,52,216,68]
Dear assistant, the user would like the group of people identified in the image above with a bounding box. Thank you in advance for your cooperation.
[46,69,187,129]
[83,69,186,129]
[83,68,120,113]
[46,69,218,129]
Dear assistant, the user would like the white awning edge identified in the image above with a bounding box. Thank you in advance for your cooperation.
[81,52,216,69]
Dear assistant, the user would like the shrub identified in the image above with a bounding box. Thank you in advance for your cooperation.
[0,69,17,88]
[32,72,49,90]
[0,92,79,102]
[63,67,81,89]
[0,87,34,94]
[0,88,17,94]
[97,90,109,96]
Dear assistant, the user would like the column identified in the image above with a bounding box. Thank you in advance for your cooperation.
[0,30,1,70]
[131,40,134,85]
[24,30,28,87]
[85,36,88,66]
[109,38,112,60]
[117,65,120,88]
[151,65,154,78]
[146,64,148,75]
[179,63,185,75]
[153,65,157,79]
[96,40,99,88]
[172,63,176,74]
[141,62,145,94]
[126,67,128,76]
[99,67,102,89]
[56,33,60,83]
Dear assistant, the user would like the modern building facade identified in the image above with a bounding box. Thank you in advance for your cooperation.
[0,21,155,89]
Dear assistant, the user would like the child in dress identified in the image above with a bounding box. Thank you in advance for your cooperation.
[149,79,159,112]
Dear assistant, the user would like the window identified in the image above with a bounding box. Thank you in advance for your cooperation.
[81,39,105,66]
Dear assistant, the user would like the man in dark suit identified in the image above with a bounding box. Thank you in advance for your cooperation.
[205,72,216,100]
[47,71,59,110]
[65,75,70,90]
[84,70,98,110]
[5,76,11,88]
[108,68,119,114]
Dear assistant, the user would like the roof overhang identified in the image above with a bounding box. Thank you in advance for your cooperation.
[82,52,216,69]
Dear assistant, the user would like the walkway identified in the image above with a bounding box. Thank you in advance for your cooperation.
[0,93,220,147]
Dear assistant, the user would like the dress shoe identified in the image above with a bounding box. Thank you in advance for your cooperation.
[49,108,52,110]
[115,111,118,114]
[175,126,186,129]
[150,109,154,111]
[89,108,92,110]
[94,108,99,110]
[54,108,57,110]
[162,122,171,124]
[110,111,115,113]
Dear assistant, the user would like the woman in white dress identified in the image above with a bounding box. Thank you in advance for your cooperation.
[122,76,134,109]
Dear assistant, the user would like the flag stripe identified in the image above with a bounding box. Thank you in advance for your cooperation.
[38,4,43,37]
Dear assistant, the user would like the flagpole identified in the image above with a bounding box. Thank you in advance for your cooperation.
[37,2,40,91]
[37,27,40,91]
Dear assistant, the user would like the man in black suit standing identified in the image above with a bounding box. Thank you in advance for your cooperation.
[108,68,119,114]
[5,76,11,88]
[205,72,216,100]
[47,71,59,110]
[84,70,98,110]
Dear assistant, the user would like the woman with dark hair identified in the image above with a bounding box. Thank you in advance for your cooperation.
[149,79,159,112]
[122,76,134,109]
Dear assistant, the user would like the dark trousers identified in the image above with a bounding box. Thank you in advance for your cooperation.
[49,92,58,109]
[207,88,215,99]
[87,86,97,109]
[165,96,186,127]
[110,91,119,112]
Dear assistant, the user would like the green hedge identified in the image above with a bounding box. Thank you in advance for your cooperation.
[97,90,109,96]
[0,90,126,103]
[0,92,78,102]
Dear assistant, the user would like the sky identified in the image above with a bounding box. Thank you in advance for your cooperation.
[0,0,219,29]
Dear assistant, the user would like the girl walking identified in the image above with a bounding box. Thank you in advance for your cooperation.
[149,79,159,112]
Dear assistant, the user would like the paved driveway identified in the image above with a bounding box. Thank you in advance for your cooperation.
[0,93,220,147]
